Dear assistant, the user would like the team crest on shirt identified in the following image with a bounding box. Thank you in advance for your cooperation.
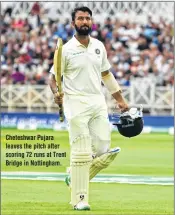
[95,48,100,54]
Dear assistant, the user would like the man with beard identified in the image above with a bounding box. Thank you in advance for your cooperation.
[49,6,128,211]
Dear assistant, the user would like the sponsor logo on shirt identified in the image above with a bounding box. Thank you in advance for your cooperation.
[72,51,85,55]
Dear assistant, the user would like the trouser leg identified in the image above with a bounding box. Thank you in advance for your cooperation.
[89,109,120,180]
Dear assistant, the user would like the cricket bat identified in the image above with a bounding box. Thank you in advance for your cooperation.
[54,37,64,122]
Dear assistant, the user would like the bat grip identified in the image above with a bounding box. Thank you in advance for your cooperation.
[59,104,64,122]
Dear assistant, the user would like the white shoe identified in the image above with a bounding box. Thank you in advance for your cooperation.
[74,201,90,210]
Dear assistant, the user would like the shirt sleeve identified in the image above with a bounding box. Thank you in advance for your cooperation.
[101,43,111,72]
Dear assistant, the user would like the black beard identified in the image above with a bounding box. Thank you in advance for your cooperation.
[75,24,92,36]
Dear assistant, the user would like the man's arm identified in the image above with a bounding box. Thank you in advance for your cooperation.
[102,70,128,112]
[49,73,58,94]
[49,73,63,105]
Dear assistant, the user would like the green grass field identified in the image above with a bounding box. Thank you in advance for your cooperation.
[2,180,173,215]
[1,129,174,215]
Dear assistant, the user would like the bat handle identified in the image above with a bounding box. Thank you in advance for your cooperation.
[59,104,64,122]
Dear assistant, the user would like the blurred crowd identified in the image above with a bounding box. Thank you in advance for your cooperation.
[1,2,174,86]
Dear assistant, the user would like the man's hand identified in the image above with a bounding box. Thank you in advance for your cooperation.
[112,91,129,113]
[54,92,64,105]
[118,102,129,113]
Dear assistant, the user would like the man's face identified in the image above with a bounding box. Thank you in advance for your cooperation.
[73,11,92,35]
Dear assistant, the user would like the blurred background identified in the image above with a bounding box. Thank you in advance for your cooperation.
[1,1,174,133]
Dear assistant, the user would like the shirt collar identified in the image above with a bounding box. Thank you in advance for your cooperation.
[73,35,92,47]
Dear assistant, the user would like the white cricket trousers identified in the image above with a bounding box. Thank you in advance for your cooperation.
[63,94,111,156]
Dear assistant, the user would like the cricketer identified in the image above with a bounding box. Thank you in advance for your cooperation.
[49,6,128,211]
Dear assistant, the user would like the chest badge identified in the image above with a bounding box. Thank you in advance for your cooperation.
[95,48,100,54]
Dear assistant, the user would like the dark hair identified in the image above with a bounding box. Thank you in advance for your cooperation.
[71,6,92,21]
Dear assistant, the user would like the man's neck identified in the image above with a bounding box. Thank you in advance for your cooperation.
[75,34,90,47]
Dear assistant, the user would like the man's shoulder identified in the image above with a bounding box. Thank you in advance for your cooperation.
[90,37,104,46]
[63,37,74,48]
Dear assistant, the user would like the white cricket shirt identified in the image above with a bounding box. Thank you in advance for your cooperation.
[50,36,111,96]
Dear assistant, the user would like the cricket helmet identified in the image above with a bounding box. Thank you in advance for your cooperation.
[113,106,144,138]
